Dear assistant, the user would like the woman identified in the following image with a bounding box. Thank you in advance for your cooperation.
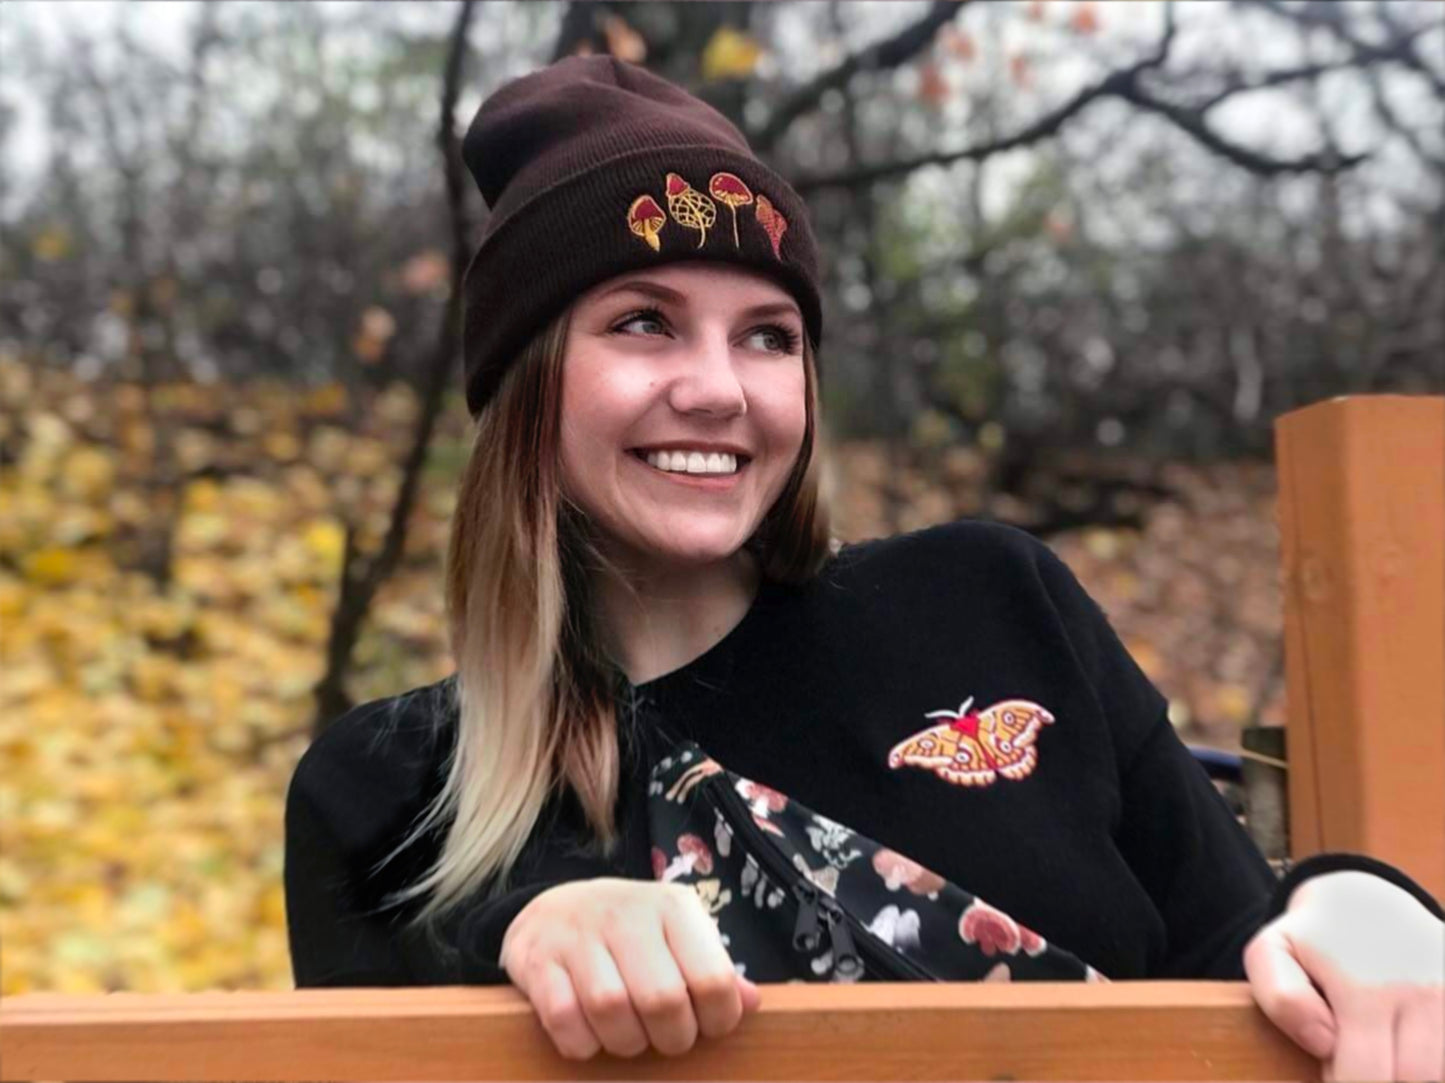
[285,55,1444,1076]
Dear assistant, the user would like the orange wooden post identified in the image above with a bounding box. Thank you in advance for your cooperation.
[1275,395,1445,899]
[0,984,1317,1082]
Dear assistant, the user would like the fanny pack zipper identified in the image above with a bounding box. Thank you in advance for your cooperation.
[703,772,934,982]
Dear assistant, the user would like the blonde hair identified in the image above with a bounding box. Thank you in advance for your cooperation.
[377,303,836,933]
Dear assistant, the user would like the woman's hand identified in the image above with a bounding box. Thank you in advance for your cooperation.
[1244,870,1444,1082]
[499,877,761,1062]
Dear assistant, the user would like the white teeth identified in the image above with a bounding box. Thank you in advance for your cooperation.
[642,450,739,475]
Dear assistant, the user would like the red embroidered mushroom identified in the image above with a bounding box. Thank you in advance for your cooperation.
[708,172,754,247]
[753,194,789,259]
[627,194,667,252]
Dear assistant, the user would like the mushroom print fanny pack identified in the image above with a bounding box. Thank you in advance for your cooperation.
[645,733,1109,984]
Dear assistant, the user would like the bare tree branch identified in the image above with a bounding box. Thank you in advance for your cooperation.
[792,3,1361,194]
[1361,49,1445,173]
[1194,57,1364,113]
[313,0,477,735]
[749,0,971,153]
[1241,0,1445,95]
[1120,80,1368,175]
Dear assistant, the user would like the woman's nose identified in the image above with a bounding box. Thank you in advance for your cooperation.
[667,335,747,417]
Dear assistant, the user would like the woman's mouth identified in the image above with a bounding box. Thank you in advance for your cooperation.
[627,448,750,488]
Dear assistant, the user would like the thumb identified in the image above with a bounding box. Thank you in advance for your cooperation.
[1243,925,1338,1061]
[736,972,762,1012]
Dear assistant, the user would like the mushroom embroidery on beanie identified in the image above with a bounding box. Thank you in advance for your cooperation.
[458,54,824,418]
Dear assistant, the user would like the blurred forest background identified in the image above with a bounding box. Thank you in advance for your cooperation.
[1,0,1441,993]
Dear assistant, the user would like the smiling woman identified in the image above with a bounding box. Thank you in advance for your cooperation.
[283,53,1444,1073]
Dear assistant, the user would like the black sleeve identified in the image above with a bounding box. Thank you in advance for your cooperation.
[1266,852,1444,923]
[1113,711,1444,980]
[1027,535,1445,976]
[1114,713,1278,978]
[286,760,574,987]
[1020,534,1271,976]
[284,770,418,987]
[456,879,572,982]
[283,693,592,988]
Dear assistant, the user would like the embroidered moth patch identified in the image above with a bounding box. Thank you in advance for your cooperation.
[887,696,1055,788]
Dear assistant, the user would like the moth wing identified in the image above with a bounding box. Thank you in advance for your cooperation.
[887,722,958,770]
[930,729,998,787]
[978,700,1053,781]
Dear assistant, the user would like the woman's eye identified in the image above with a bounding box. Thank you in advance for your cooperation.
[612,311,668,337]
[610,308,800,354]
[748,326,799,354]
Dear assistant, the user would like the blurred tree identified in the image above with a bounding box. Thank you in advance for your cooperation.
[3,0,1441,716]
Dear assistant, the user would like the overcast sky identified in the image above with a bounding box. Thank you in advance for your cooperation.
[2,0,1438,227]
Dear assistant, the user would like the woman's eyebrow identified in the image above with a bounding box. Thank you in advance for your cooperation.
[596,280,803,322]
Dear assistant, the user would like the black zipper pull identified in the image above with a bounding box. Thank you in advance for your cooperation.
[819,896,863,976]
[792,882,823,951]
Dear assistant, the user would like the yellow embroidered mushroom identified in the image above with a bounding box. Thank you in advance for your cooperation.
[709,172,754,247]
[627,194,667,252]
[665,172,717,249]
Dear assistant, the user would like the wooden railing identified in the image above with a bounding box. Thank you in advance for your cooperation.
[2,395,1440,1082]
[0,983,1318,1081]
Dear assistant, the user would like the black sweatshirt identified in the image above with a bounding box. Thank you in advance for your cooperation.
[285,519,1443,988]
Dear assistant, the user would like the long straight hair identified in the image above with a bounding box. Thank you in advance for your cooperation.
[379,305,836,930]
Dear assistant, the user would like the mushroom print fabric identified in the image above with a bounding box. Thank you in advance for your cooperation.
[646,735,1108,985]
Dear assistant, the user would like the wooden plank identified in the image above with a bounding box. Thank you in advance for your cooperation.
[0,983,1317,1081]
[1275,395,1445,898]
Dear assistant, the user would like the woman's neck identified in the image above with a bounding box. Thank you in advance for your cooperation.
[594,547,761,687]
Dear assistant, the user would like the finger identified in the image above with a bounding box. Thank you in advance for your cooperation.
[532,958,602,1062]
[1244,928,1338,1061]
[605,909,698,1057]
[566,936,652,1059]
[1395,994,1445,1083]
[663,891,749,1041]
[1327,999,1394,1083]
[737,972,762,1013]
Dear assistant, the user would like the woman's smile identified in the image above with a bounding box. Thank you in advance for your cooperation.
[626,447,753,491]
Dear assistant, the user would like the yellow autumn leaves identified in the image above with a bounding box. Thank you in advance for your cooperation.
[0,356,458,994]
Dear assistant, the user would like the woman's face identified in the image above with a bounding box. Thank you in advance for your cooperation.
[559,261,808,576]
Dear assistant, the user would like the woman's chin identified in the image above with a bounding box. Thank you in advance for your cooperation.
[621,528,754,569]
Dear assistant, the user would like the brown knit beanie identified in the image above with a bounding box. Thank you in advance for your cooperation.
[459,55,824,418]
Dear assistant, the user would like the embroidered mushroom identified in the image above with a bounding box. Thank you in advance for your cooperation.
[708,172,754,247]
[665,172,717,249]
[627,194,667,252]
[753,194,789,259]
